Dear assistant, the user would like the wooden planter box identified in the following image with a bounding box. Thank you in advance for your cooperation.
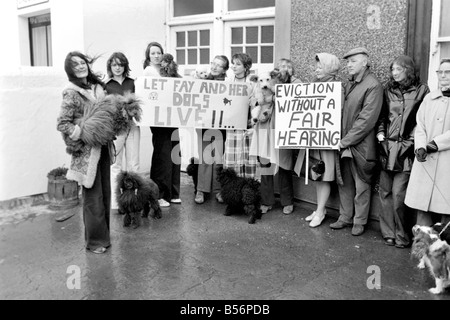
[47,176,79,210]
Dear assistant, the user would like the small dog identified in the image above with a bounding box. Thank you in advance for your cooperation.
[411,224,450,294]
[186,157,199,193]
[249,69,291,125]
[116,171,162,228]
[216,167,262,224]
[191,66,209,79]
[160,53,182,78]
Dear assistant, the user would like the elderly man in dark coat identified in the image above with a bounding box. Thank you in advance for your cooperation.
[330,47,383,236]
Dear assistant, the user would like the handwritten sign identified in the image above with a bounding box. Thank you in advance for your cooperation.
[135,77,251,129]
[275,82,342,149]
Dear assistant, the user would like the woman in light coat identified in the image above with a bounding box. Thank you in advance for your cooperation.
[405,58,450,226]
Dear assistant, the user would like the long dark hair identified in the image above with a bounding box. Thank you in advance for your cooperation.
[107,52,131,78]
[143,41,164,70]
[64,51,104,89]
[386,55,420,90]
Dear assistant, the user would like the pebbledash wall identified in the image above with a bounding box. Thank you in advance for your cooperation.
[0,0,166,201]
[277,0,411,221]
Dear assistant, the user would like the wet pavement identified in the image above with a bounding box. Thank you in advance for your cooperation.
[0,173,449,301]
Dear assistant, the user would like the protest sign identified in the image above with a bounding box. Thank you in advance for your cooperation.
[275,82,341,150]
[135,77,251,129]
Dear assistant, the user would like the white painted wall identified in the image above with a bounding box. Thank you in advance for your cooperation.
[0,0,167,201]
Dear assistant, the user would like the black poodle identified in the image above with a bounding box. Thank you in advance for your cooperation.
[186,157,199,194]
[115,171,162,228]
[216,167,262,224]
[160,53,182,78]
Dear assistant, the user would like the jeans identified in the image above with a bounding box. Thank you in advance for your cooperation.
[378,170,410,246]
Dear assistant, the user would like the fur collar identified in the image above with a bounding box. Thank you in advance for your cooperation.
[64,82,105,102]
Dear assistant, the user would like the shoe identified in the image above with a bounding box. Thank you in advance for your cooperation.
[260,205,272,214]
[305,211,316,222]
[283,205,294,215]
[215,193,224,203]
[91,247,107,254]
[384,238,395,246]
[330,220,351,229]
[171,198,182,204]
[395,243,408,249]
[351,224,365,236]
[309,212,325,228]
[195,191,204,204]
[158,199,171,207]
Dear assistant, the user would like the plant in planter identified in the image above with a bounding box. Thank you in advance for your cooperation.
[47,166,80,217]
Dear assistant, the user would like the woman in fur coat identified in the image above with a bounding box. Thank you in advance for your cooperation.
[57,51,112,254]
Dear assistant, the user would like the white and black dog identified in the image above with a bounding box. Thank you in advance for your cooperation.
[411,223,450,294]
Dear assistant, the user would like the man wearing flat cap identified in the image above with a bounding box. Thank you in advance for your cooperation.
[330,47,383,236]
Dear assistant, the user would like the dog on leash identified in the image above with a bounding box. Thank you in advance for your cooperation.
[115,171,162,228]
[216,167,262,224]
[411,224,450,294]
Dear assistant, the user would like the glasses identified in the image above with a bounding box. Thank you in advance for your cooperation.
[111,63,124,67]
[211,62,225,69]
[436,70,450,76]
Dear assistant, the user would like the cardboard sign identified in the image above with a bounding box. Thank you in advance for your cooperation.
[135,77,251,129]
[275,82,342,149]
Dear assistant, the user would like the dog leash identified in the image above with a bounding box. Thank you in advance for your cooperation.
[439,221,450,237]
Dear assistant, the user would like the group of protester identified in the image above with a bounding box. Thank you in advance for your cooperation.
[56,41,450,254]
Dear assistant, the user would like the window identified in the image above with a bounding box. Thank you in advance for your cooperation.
[29,13,52,66]
[173,0,213,17]
[175,29,211,66]
[230,25,274,64]
[228,0,275,11]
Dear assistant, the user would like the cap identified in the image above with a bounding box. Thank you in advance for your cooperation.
[343,47,369,59]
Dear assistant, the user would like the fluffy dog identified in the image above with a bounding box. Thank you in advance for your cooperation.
[160,53,182,78]
[115,171,162,228]
[216,167,262,224]
[411,224,450,294]
[249,68,291,125]
[191,66,209,79]
[186,157,199,194]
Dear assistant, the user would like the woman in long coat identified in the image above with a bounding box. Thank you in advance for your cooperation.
[405,58,450,226]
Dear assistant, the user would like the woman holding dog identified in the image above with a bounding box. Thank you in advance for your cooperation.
[376,55,429,248]
[143,42,181,208]
[405,58,450,227]
[105,52,140,210]
[57,51,111,254]
[194,55,229,204]
[223,53,258,179]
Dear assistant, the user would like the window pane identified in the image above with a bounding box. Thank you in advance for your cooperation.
[47,25,52,66]
[177,50,186,65]
[231,47,243,57]
[246,27,258,44]
[246,46,258,63]
[188,49,197,64]
[174,0,213,17]
[200,30,210,46]
[177,32,186,47]
[188,31,197,47]
[228,0,275,11]
[200,48,210,64]
[261,46,273,63]
[440,0,450,37]
[232,27,243,44]
[440,42,450,59]
[261,26,274,43]
[32,26,47,66]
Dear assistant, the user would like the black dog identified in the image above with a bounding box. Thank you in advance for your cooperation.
[115,171,162,228]
[216,167,262,224]
[186,157,199,194]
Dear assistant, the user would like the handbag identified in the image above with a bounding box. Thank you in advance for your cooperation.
[309,151,325,181]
